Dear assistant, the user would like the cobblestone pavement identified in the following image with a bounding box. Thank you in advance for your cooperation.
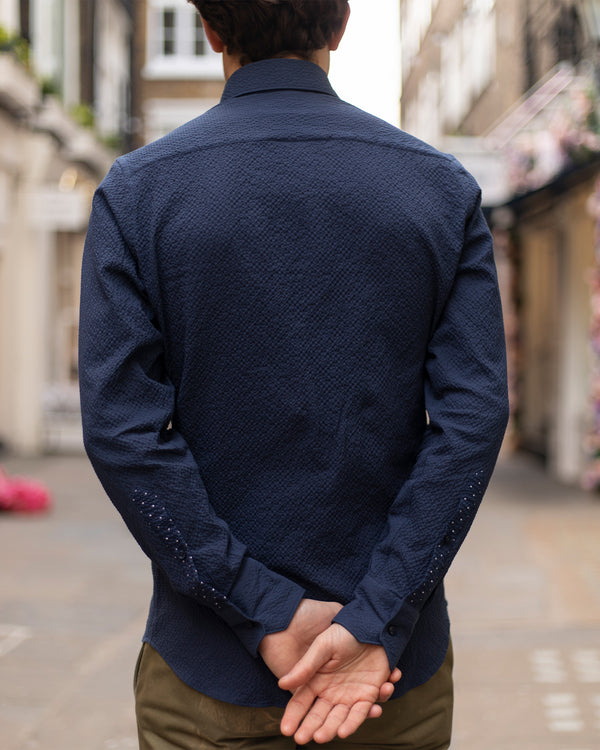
[0,452,599,750]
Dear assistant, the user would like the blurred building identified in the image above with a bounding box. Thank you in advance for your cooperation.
[131,0,224,148]
[0,0,133,454]
[400,0,599,485]
[0,0,228,456]
[401,0,584,145]
[401,0,514,146]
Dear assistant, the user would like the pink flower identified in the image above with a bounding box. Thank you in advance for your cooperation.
[0,467,52,513]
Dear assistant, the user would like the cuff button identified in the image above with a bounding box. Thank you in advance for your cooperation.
[387,625,398,637]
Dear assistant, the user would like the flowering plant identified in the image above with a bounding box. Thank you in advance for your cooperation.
[507,82,600,194]
[0,467,52,513]
[584,178,600,491]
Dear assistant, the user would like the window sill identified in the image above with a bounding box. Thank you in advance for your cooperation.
[143,59,223,81]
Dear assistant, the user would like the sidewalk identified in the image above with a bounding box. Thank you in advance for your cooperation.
[447,455,600,750]
[0,452,599,750]
[0,455,149,750]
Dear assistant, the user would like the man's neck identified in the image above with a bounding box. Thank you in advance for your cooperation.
[223,47,330,80]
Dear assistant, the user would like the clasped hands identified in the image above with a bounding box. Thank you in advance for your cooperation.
[258,598,401,745]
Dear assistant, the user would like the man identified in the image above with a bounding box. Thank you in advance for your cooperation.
[79,1,509,747]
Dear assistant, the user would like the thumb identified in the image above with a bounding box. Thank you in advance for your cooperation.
[278,629,332,691]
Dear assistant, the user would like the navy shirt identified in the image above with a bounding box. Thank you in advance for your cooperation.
[79,59,508,707]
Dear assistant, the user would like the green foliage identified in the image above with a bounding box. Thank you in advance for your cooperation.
[40,76,61,98]
[586,93,600,134]
[100,132,125,152]
[0,24,124,153]
[0,25,30,68]
[69,103,95,130]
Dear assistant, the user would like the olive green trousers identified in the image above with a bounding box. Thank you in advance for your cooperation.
[134,641,453,750]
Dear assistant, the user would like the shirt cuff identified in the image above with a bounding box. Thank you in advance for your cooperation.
[332,575,420,669]
[225,556,306,657]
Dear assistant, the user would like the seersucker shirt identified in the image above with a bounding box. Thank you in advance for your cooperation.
[79,58,509,707]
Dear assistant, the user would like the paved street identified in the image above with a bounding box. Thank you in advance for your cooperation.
[447,457,600,750]
[0,452,599,750]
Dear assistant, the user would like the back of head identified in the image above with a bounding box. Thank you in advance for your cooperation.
[189,0,349,65]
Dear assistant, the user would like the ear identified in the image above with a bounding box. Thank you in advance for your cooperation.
[201,17,225,53]
[328,4,351,52]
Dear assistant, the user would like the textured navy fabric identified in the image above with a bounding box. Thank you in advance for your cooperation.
[79,58,509,707]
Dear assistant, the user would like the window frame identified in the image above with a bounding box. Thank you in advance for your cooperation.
[144,0,222,80]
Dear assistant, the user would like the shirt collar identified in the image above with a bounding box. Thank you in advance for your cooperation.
[220,58,339,102]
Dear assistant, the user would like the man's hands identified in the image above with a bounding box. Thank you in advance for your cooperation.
[259,600,402,745]
[278,623,399,744]
[259,599,343,679]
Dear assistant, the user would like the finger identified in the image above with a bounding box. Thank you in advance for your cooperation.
[377,681,395,702]
[312,703,351,744]
[278,633,331,692]
[280,685,317,737]
[336,700,373,739]
[294,697,335,745]
[367,703,383,719]
[390,668,402,683]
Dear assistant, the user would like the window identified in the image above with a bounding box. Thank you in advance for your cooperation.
[439,2,496,130]
[145,0,222,79]
[401,0,440,79]
[162,9,176,56]
[194,14,206,57]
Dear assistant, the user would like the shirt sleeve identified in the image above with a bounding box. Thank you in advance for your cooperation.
[78,163,305,657]
[333,190,510,669]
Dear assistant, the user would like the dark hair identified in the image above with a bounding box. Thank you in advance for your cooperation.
[188,0,349,65]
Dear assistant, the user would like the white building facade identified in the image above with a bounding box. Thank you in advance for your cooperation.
[401,0,499,147]
[0,0,132,454]
[400,0,597,486]
[134,0,224,146]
